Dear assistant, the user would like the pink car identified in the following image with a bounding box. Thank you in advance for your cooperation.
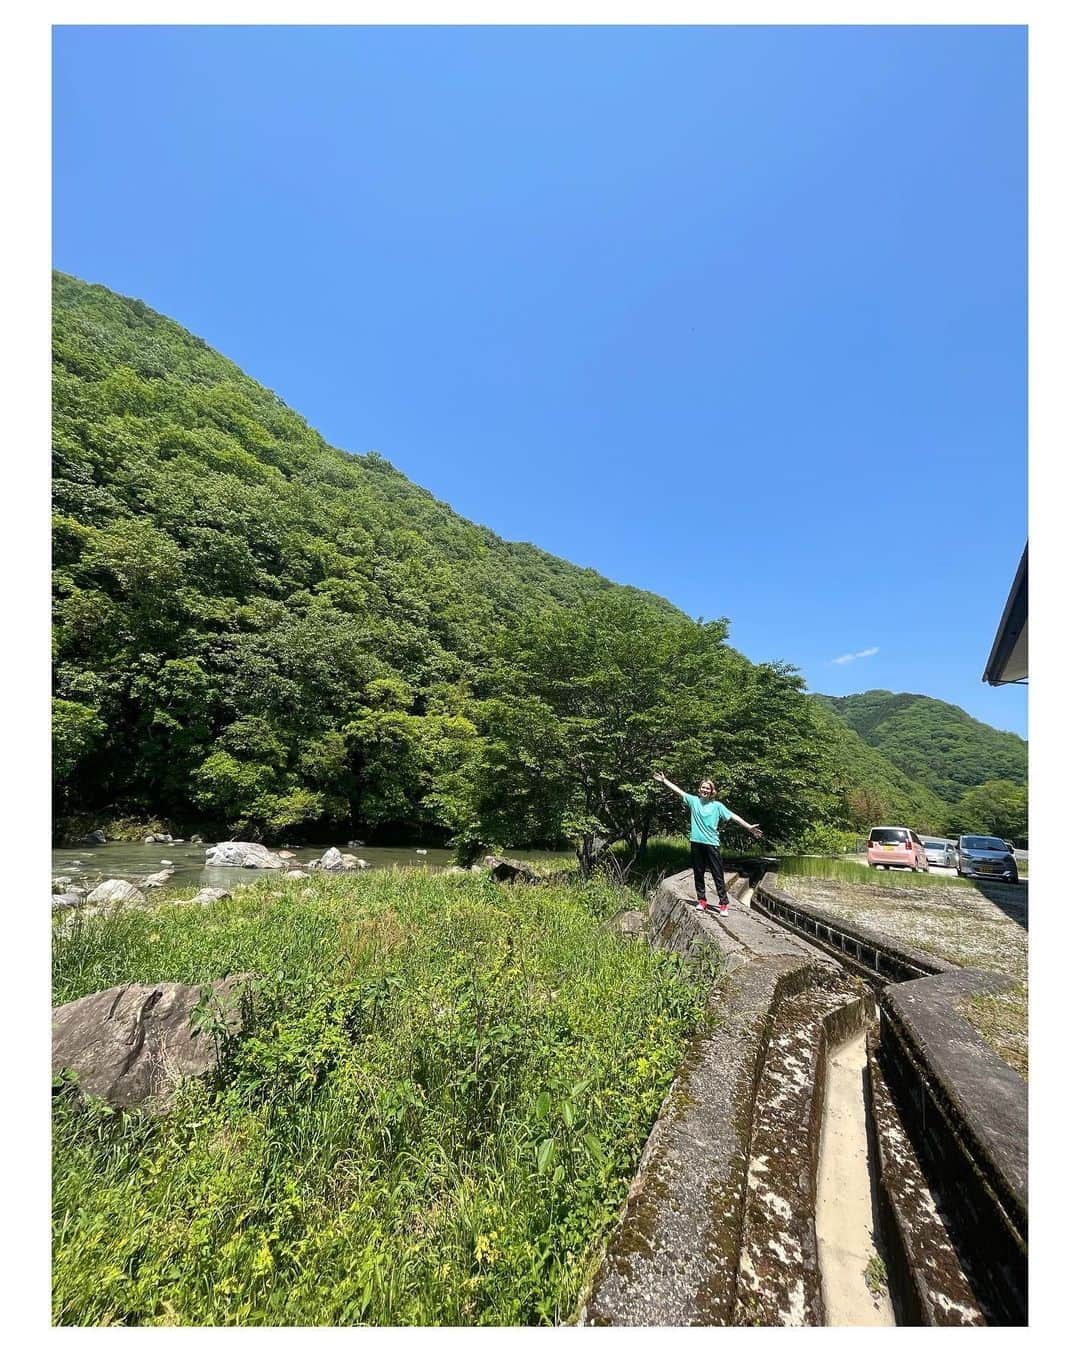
[866,826,930,872]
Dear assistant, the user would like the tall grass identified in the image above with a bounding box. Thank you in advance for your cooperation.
[53,870,712,1326]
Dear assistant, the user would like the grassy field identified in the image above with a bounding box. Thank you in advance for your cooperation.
[52,870,714,1326]
[774,863,1028,1079]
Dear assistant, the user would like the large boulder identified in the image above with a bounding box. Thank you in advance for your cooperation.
[85,879,146,908]
[204,842,287,869]
[308,847,345,872]
[52,975,250,1110]
[483,855,541,885]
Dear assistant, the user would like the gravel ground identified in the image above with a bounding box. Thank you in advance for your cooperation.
[777,873,1028,1080]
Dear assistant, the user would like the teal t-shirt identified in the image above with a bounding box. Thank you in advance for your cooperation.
[681,792,732,845]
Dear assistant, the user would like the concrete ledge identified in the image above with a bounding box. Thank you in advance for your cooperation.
[754,875,953,983]
[867,1042,985,1326]
[750,872,1027,1325]
[578,952,813,1325]
[579,874,860,1326]
[879,972,1027,1324]
[733,966,875,1326]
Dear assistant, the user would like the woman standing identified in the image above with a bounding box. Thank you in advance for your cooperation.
[652,771,763,914]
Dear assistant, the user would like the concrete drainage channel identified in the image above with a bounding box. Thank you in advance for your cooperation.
[577,866,1026,1326]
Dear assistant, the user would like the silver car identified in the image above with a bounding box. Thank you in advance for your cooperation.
[956,835,1020,883]
[921,836,958,868]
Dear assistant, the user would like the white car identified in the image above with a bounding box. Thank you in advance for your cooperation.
[921,837,958,868]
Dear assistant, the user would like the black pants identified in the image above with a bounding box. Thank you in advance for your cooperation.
[690,841,729,903]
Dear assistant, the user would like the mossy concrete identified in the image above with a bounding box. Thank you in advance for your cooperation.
[578,873,868,1326]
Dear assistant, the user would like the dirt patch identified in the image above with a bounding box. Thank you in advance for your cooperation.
[778,875,1027,1080]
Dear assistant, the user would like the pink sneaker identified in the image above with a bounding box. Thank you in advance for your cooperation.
[718,903,729,916]
[697,898,708,911]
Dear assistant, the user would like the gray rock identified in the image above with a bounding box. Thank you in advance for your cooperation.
[347,839,366,848]
[52,975,250,1110]
[277,850,298,860]
[606,909,647,939]
[416,849,428,855]
[144,870,173,889]
[283,869,306,880]
[80,829,107,845]
[190,835,204,844]
[308,847,345,872]
[204,842,287,869]
[52,892,89,911]
[483,855,541,885]
[144,836,156,844]
[85,879,146,908]
[179,886,231,906]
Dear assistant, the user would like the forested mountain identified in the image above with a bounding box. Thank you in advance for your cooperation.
[812,690,1027,804]
[51,272,965,853]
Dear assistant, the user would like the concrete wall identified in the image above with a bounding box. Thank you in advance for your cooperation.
[754,872,1028,1325]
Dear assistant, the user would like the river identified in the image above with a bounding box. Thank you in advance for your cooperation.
[52,840,573,896]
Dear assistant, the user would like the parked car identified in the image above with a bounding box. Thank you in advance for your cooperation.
[956,835,1020,883]
[866,826,930,872]
[921,836,958,868]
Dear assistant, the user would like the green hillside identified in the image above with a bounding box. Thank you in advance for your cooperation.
[813,690,1027,804]
[51,272,958,850]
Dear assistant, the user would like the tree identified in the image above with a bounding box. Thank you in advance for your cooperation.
[948,779,1028,847]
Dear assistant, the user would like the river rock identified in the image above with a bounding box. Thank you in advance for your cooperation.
[190,835,204,844]
[52,892,90,911]
[283,869,306,880]
[347,839,366,848]
[416,849,428,855]
[204,842,287,869]
[85,879,146,908]
[80,829,107,845]
[178,886,231,907]
[52,974,250,1110]
[605,909,646,940]
[308,847,345,871]
[483,855,541,885]
[144,870,173,889]
[277,850,297,860]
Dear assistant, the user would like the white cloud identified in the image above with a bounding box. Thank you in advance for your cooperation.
[830,646,880,666]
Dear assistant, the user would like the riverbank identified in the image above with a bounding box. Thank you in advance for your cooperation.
[52,869,711,1326]
[52,840,575,899]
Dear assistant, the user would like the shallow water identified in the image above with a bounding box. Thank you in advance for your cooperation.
[51,840,573,896]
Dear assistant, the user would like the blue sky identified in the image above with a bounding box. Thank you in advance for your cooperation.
[53,25,1028,737]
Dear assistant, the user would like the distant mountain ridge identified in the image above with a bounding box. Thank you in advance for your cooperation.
[812,689,1027,805]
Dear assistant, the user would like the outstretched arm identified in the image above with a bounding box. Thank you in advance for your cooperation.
[651,770,687,799]
[727,809,764,840]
